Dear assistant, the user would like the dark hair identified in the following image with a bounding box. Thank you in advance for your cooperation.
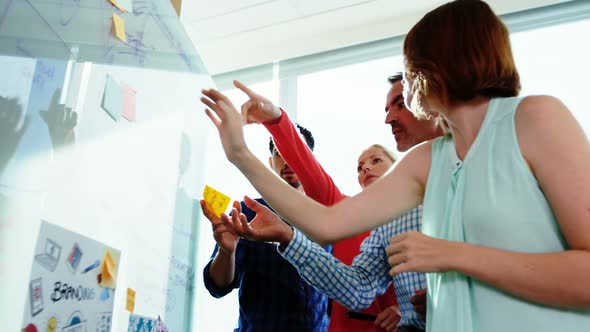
[403,0,520,110]
[269,123,315,154]
[388,73,403,85]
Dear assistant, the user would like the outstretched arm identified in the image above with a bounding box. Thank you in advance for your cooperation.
[201,88,427,244]
[280,228,394,311]
[386,96,590,308]
[233,80,345,204]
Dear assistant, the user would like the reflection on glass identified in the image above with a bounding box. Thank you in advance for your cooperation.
[0,0,211,331]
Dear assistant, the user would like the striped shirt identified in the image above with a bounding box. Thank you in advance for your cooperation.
[281,206,427,330]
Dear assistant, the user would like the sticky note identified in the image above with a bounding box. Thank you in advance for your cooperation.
[101,74,123,121]
[48,317,57,332]
[112,13,127,43]
[126,288,136,312]
[99,250,118,289]
[203,185,231,218]
[109,0,129,13]
[99,288,110,301]
[121,82,137,122]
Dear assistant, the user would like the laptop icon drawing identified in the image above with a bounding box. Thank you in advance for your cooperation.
[35,239,61,272]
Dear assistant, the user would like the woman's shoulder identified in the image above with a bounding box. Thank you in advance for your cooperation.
[514,95,572,138]
[516,95,568,120]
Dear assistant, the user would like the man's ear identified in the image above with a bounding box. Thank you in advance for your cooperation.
[268,156,273,168]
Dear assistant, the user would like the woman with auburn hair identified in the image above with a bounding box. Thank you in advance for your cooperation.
[201,0,590,331]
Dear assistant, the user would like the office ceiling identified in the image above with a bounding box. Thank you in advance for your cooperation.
[180,0,568,75]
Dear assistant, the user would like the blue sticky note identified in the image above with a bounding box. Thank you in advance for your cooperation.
[100,288,110,301]
[101,74,123,121]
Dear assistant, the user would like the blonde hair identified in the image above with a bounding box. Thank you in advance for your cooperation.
[362,144,397,163]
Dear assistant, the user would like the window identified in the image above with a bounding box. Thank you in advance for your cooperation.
[297,56,404,196]
[511,19,590,136]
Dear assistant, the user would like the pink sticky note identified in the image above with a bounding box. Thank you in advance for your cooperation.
[121,82,137,122]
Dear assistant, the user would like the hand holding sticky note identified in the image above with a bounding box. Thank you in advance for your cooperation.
[203,185,231,218]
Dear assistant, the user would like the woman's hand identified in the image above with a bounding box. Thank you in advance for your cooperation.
[386,230,459,276]
[201,88,249,163]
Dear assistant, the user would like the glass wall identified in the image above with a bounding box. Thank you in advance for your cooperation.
[0,1,210,331]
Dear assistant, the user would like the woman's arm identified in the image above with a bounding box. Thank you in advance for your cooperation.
[388,95,590,308]
[201,88,427,243]
[388,232,590,308]
[509,95,590,307]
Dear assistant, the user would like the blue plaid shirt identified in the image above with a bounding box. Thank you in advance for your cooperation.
[203,198,331,332]
[281,207,426,330]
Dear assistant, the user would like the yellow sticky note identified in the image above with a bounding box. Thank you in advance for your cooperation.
[109,0,129,13]
[126,288,136,312]
[48,317,57,332]
[203,185,231,218]
[112,13,127,43]
[99,250,118,289]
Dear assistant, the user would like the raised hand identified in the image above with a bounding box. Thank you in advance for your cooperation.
[386,230,456,276]
[200,199,240,254]
[223,195,294,246]
[233,80,282,124]
[0,96,27,173]
[375,306,401,332]
[201,88,249,163]
[40,89,78,148]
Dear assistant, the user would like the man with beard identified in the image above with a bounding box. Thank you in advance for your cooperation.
[201,124,331,332]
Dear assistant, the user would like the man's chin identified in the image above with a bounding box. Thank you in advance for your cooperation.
[396,140,411,152]
[282,177,301,189]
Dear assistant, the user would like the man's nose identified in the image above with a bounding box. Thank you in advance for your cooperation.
[385,109,396,124]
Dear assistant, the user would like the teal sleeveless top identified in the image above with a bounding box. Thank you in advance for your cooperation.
[422,97,590,332]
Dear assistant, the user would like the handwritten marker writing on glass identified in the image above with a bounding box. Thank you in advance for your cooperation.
[203,185,231,218]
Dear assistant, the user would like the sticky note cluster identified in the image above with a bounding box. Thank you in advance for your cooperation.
[203,185,231,218]
[102,75,137,122]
